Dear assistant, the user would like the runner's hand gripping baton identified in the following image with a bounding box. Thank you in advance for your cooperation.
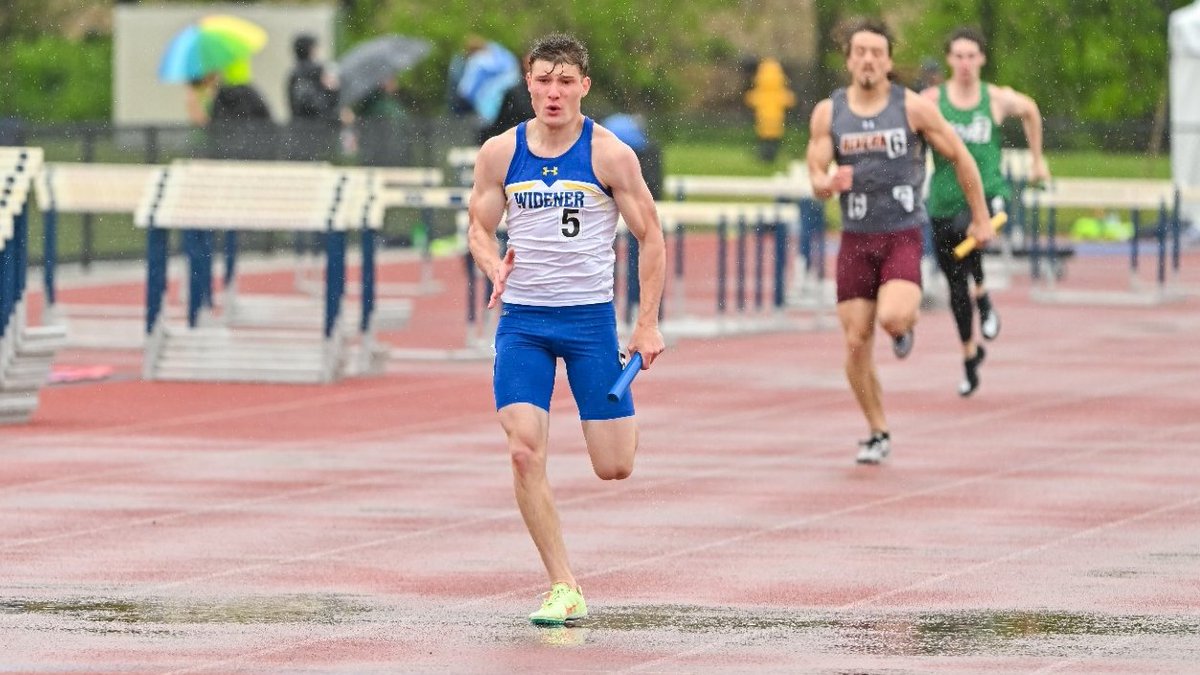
[954,212,1009,259]
[607,352,643,402]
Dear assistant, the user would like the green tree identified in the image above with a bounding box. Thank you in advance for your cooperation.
[0,36,112,121]
[898,0,1190,123]
[369,0,731,116]
[811,0,884,95]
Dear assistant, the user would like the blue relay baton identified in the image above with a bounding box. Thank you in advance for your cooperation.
[607,352,643,402]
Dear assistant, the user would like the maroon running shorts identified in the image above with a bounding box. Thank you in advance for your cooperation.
[836,226,924,302]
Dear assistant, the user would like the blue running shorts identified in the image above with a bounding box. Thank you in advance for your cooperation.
[493,301,634,421]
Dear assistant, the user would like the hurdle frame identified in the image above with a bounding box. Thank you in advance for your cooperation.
[136,160,377,383]
[1024,178,1186,306]
[0,147,65,423]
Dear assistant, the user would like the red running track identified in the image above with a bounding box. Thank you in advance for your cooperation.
[1,242,1199,672]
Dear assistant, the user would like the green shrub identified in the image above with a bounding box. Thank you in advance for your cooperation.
[0,36,112,122]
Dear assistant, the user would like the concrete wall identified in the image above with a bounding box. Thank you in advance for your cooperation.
[113,3,335,125]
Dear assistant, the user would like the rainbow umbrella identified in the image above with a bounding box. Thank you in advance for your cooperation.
[158,15,268,83]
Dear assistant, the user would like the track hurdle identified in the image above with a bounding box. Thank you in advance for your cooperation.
[135,161,373,383]
[32,161,163,347]
[446,146,480,187]
[0,147,65,423]
[381,187,508,361]
[1024,178,1185,306]
[663,165,833,316]
[646,200,806,338]
[293,166,447,298]
[229,168,414,348]
[449,199,809,358]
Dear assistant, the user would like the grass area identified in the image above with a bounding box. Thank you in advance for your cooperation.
[1042,151,1170,179]
[663,142,1171,179]
[664,140,806,177]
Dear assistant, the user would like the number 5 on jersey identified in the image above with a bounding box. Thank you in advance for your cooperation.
[561,208,581,237]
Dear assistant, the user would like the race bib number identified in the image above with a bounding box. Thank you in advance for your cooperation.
[893,185,915,213]
[846,193,868,221]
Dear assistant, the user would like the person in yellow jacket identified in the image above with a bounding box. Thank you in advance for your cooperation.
[745,58,795,162]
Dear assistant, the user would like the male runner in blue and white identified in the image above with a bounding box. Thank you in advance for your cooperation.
[467,33,666,625]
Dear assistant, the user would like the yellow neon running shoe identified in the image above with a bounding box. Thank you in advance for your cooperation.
[529,582,587,625]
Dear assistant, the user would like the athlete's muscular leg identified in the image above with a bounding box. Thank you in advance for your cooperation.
[581,417,638,480]
[934,241,978,358]
[932,218,978,357]
[500,402,577,588]
[875,279,922,339]
[838,298,887,433]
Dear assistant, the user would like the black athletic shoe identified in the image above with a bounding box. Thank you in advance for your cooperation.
[855,431,891,464]
[892,329,914,359]
[959,344,987,397]
[977,294,1000,341]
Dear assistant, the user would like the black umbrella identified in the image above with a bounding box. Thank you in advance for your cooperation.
[337,35,432,107]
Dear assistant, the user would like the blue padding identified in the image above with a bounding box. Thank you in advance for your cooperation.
[753,217,765,310]
[324,230,346,339]
[464,252,478,324]
[623,231,639,325]
[224,231,238,287]
[716,215,728,313]
[773,221,788,308]
[146,227,168,334]
[1,222,13,336]
[15,201,29,297]
[735,214,747,312]
[43,209,57,306]
[201,230,215,309]
[183,229,211,328]
[799,198,825,273]
[360,229,376,333]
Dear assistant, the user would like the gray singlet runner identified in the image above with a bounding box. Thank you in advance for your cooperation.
[830,83,928,234]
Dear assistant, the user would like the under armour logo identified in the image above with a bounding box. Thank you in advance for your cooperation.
[542,166,558,176]
[862,120,875,130]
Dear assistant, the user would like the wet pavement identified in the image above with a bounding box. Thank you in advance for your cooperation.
[2,249,1199,672]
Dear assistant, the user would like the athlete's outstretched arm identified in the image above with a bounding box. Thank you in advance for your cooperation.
[467,134,517,308]
[595,134,665,368]
[907,91,993,244]
[994,85,1050,184]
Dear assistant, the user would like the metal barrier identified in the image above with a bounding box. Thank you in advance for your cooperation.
[664,163,832,317]
[1023,178,1186,306]
[0,147,65,424]
[32,161,163,346]
[135,160,375,383]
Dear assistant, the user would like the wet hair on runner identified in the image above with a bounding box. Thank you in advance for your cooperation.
[945,26,987,55]
[841,17,894,57]
[528,33,589,77]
